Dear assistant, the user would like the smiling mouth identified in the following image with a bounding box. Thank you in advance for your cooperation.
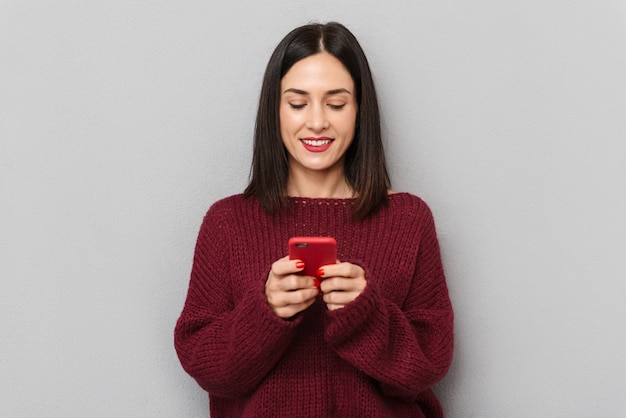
[301,137,332,146]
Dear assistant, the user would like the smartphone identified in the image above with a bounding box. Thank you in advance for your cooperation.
[288,236,337,278]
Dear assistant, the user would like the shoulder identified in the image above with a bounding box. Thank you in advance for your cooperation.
[387,192,433,217]
[201,194,260,227]
[206,193,264,214]
[196,194,264,243]
[207,193,245,212]
[381,192,439,235]
[382,193,442,253]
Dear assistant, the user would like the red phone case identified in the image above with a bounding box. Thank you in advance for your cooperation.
[288,236,337,277]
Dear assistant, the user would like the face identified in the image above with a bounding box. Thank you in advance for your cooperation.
[279,52,357,177]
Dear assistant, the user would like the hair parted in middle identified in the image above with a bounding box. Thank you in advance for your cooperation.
[243,22,390,219]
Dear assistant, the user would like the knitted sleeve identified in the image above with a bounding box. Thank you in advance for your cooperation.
[174,202,300,398]
[324,203,454,402]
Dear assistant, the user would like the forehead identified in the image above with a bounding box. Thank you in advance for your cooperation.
[281,52,354,92]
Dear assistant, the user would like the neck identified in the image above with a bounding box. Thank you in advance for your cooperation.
[286,167,353,199]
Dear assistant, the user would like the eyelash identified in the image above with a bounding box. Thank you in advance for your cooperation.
[289,103,345,111]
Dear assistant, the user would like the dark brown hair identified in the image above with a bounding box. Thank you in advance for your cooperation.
[243,22,390,219]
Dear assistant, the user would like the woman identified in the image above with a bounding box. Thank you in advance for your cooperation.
[175,22,454,417]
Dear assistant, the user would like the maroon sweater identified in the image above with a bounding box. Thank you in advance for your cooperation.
[174,193,454,417]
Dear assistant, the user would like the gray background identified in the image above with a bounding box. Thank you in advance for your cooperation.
[2,1,625,416]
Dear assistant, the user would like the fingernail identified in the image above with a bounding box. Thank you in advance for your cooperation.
[313,278,320,288]
[316,268,324,277]
[296,261,305,269]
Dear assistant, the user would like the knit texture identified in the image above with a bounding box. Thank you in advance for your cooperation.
[174,193,454,417]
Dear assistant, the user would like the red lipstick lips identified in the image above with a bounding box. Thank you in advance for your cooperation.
[301,137,333,153]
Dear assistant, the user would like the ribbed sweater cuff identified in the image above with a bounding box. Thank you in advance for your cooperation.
[324,269,384,345]
[242,278,304,336]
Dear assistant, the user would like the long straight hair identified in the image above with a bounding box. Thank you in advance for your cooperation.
[243,22,390,219]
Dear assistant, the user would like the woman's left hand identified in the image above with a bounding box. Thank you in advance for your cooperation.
[318,261,367,311]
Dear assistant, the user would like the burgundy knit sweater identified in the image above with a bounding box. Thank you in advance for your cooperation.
[174,193,454,417]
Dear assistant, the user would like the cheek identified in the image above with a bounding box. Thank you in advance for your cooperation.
[334,112,357,137]
[278,107,287,130]
[279,109,301,134]
[278,111,292,140]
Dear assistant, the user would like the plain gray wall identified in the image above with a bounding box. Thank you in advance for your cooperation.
[2,1,625,416]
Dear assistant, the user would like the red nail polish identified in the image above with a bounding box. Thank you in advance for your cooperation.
[316,268,324,277]
[313,278,320,288]
[296,261,305,269]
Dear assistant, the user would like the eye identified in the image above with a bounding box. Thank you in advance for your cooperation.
[289,103,306,110]
[328,103,346,111]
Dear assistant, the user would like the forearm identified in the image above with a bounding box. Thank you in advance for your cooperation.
[324,280,453,401]
[175,282,300,397]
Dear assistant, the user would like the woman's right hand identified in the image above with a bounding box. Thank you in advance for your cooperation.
[265,256,319,319]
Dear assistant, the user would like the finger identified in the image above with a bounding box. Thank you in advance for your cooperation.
[273,298,317,318]
[323,290,360,306]
[268,288,319,318]
[319,276,366,293]
[285,287,319,305]
[270,255,305,277]
[318,261,364,280]
[267,286,319,306]
[269,274,317,292]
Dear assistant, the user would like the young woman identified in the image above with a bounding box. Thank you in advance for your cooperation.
[174,22,454,417]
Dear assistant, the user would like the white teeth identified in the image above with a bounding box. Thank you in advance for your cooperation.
[302,139,331,146]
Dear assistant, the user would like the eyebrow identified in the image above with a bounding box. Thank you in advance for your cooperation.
[282,88,352,96]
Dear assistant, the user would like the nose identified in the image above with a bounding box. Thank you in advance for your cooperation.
[305,105,329,131]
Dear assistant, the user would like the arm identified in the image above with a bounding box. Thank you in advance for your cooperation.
[174,206,301,398]
[324,208,454,401]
